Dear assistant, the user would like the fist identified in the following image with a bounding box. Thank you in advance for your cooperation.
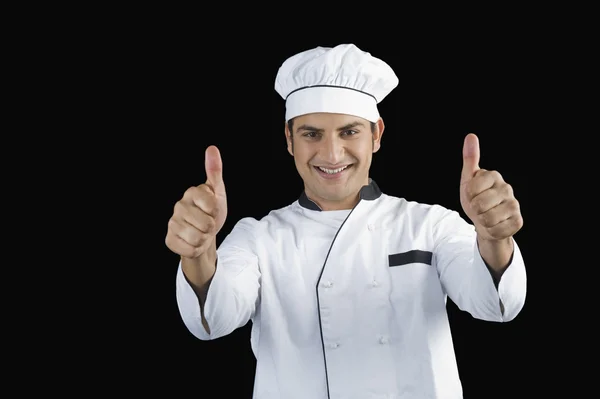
[459,134,523,241]
[165,146,228,258]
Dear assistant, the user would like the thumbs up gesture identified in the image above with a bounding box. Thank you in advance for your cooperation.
[459,134,523,241]
[166,146,228,258]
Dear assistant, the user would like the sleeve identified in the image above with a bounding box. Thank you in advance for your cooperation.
[432,207,527,322]
[176,217,261,340]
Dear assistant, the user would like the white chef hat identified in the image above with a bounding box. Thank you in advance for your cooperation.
[274,43,399,123]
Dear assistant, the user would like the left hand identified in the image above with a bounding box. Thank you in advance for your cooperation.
[459,133,523,241]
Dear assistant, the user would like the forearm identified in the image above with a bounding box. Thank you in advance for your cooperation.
[477,235,514,279]
[181,239,217,333]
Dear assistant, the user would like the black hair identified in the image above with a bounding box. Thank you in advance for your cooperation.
[287,118,376,136]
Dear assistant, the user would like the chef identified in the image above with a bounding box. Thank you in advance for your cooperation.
[166,43,527,399]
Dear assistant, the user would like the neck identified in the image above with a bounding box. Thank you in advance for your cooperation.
[304,177,371,211]
[310,193,360,211]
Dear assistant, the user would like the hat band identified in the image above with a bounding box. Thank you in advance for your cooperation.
[285,86,379,123]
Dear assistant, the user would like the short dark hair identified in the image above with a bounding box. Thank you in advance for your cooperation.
[287,118,377,136]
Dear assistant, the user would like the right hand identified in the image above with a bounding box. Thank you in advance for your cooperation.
[165,145,228,258]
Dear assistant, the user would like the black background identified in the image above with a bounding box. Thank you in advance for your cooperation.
[16,4,595,396]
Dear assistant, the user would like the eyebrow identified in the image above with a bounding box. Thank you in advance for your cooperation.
[296,121,366,133]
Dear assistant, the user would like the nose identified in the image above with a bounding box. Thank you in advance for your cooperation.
[319,135,345,165]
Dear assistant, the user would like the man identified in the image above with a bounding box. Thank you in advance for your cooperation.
[165,44,527,398]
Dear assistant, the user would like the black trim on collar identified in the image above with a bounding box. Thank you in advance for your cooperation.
[298,179,382,211]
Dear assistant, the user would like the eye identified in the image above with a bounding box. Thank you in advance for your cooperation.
[303,131,319,138]
[342,130,358,136]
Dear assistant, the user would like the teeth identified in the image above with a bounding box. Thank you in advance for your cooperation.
[318,165,348,174]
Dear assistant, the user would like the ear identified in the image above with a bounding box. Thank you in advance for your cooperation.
[372,118,385,153]
[285,122,294,156]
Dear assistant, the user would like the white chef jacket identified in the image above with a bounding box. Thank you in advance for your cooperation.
[176,180,527,399]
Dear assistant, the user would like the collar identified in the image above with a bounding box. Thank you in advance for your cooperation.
[298,179,382,211]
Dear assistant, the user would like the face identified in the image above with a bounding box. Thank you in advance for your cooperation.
[285,112,385,211]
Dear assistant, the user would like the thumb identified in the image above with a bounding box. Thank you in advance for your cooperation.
[205,145,225,194]
[460,133,480,184]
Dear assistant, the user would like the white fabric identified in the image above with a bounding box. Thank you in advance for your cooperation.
[286,86,380,125]
[274,44,399,122]
[176,193,527,399]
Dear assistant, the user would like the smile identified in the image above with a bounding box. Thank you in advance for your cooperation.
[313,164,353,179]
[317,165,349,174]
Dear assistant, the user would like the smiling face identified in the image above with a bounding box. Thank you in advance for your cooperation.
[285,112,385,211]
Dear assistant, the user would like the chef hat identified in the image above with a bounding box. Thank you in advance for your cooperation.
[274,43,399,123]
